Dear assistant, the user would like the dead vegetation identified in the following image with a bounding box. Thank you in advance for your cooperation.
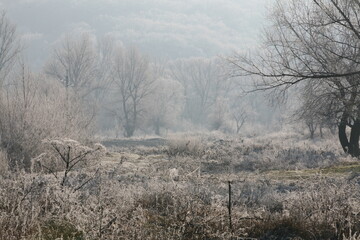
[1,132,360,239]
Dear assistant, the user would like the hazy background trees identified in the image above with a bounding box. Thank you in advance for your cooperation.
[0,11,20,82]
[146,77,184,135]
[44,33,101,136]
[169,58,232,129]
[0,6,308,171]
[0,13,104,170]
[108,47,154,137]
[2,64,70,168]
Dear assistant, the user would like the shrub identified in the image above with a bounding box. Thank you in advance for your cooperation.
[32,138,105,187]
[37,219,84,240]
[252,218,314,240]
[167,137,206,158]
[135,189,231,240]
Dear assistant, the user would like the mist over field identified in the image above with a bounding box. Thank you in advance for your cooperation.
[2,0,360,239]
[3,0,272,67]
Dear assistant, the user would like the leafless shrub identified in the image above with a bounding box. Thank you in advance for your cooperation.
[36,219,85,240]
[1,132,359,239]
[32,138,105,188]
[167,136,206,158]
[0,175,50,239]
[343,231,360,240]
[244,177,360,239]
[135,189,232,239]
[0,61,95,171]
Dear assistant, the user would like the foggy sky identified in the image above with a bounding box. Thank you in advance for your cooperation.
[1,0,274,67]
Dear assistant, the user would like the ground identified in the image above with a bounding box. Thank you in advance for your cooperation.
[1,131,360,239]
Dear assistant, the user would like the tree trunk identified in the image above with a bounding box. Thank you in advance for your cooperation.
[236,124,240,134]
[310,129,315,139]
[307,122,316,139]
[124,123,135,138]
[154,119,161,136]
[319,124,323,138]
[330,126,336,135]
[338,114,350,153]
[155,125,160,136]
[349,119,360,157]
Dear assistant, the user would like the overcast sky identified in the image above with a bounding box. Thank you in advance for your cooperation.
[1,0,274,67]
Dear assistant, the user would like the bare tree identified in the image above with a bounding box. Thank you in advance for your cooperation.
[293,81,338,139]
[0,59,95,169]
[35,138,105,189]
[45,33,98,97]
[146,77,184,135]
[110,47,154,137]
[45,33,100,135]
[169,58,229,126]
[208,97,232,131]
[95,35,119,100]
[0,11,21,164]
[232,108,247,134]
[228,0,360,156]
[0,11,20,84]
[1,60,38,169]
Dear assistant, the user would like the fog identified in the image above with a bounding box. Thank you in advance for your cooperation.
[3,1,360,239]
[2,0,273,66]
[0,0,286,151]
[0,0,285,141]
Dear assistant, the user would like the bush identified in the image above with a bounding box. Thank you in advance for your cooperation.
[136,189,231,240]
[32,138,105,188]
[167,137,206,158]
[1,132,358,239]
[253,218,314,240]
[37,220,84,240]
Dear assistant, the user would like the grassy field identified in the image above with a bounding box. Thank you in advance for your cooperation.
[1,131,360,239]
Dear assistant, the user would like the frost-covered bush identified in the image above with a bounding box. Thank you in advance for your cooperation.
[2,170,360,239]
[245,177,360,239]
[0,70,95,171]
[2,131,359,239]
[167,136,206,158]
[32,138,105,187]
[164,132,342,174]
[344,231,360,240]
[133,186,234,239]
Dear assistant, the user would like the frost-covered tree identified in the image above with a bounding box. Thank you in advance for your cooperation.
[228,0,360,156]
[110,47,154,137]
[208,97,232,131]
[44,33,102,135]
[294,81,338,139]
[1,59,95,169]
[169,57,229,126]
[45,33,99,98]
[231,105,247,134]
[0,11,20,84]
[146,77,184,135]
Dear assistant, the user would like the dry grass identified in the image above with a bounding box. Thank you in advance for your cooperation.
[1,132,360,239]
